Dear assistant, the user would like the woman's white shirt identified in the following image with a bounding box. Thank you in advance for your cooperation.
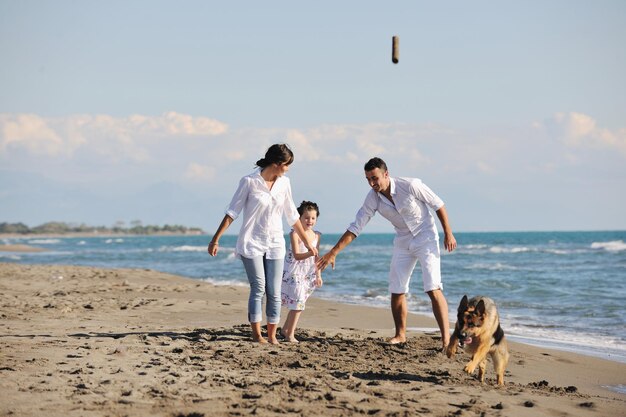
[226,169,300,259]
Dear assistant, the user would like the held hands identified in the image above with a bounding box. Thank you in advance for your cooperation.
[316,252,336,272]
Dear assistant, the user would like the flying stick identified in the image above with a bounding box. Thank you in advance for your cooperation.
[392,36,399,64]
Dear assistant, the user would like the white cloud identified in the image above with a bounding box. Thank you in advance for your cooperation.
[184,162,216,182]
[0,113,66,155]
[0,112,229,160]
[4,112,622,191]
[284,129,321,161]
[542,112,626,155]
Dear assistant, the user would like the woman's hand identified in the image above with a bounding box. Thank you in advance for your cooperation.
[208,241,219,256]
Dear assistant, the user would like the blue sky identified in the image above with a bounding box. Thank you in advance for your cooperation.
[1,1,625,233]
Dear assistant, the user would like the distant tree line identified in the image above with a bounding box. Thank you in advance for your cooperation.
[0,221,204,235]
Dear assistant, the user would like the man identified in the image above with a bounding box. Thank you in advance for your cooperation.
[317,157,457,348]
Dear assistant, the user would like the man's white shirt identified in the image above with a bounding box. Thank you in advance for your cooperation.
[348,177,444,244]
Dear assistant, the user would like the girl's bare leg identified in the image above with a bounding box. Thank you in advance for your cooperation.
[281,313,293,338]
[284,310,302,343]
[266,323,280,345]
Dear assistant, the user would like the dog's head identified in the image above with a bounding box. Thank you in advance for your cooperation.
[456,295,487,346]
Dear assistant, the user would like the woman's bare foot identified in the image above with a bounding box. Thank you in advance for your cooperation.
[267,337,280,345]
[387,335,406,344]
[253,336,269,344]
[284,336,299,343]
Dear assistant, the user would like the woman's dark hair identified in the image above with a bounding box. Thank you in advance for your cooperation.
[364,157,388,172]
[256,144,294,168]
[297,200,320,217]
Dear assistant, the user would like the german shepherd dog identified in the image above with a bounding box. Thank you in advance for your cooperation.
[446,295,509,386]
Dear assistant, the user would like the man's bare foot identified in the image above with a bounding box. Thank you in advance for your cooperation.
[252,336,268,344]
[267,337,280,345]
[284,336,299,343]
[387,335,406,344]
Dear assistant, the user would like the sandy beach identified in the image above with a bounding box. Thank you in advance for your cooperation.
[0,244,47,253]
[1,262,624,417]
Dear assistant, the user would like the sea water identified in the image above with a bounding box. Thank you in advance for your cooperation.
[2,231,625,363]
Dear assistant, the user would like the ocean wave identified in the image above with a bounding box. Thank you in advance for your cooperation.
[361,288,388,298]
[104,238,124,244]
[505,325,626,363]
[27,239,61,244]
[160,245,206,252]
[489,246,532,254]
[544,248,575,255]
[201,277,247,287]
[462,244,489,250]
[464,262,517,271]
[591,240,626,252]
[318,292,389,307]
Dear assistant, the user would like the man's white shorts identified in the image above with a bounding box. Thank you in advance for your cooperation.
[388,235,442,294]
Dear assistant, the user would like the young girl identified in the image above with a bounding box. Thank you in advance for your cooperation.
[280,201,323,343]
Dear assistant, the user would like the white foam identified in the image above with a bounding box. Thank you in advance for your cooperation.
[104,239,124,244]
[504,323,626,363]
[463,244,488,250]
[604,384,626,395]
[201,277,247,287]
[489,246,532,254]
[160,245,206,252]
[361,288,387,298]
[591,240,626,252]
[465,262,517,271]
[27,239,61,244]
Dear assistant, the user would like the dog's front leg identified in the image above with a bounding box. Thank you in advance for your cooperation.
[477,359,487,383]
[464,343,490,375]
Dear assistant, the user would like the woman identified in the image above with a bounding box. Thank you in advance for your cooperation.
[208,144,318,344]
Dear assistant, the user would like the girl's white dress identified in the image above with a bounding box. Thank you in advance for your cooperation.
[281,231,319,311]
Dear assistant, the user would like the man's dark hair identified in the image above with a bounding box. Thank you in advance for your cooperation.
[364,157,388,172]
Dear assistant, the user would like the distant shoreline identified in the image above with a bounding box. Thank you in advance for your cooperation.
[0,231,205,239]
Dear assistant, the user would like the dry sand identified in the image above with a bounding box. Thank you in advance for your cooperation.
[1,262,624,416]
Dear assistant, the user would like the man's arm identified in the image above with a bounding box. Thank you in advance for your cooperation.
[316,230,357,271]
[435,205,457,252]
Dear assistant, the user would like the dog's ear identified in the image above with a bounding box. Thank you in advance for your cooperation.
[476,299,486,315]
[459,295,468,310]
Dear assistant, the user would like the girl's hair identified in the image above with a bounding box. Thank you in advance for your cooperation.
[255,144,294,168]
[297,200,320,217]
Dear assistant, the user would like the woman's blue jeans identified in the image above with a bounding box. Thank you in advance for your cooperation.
[241,255,283,324]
